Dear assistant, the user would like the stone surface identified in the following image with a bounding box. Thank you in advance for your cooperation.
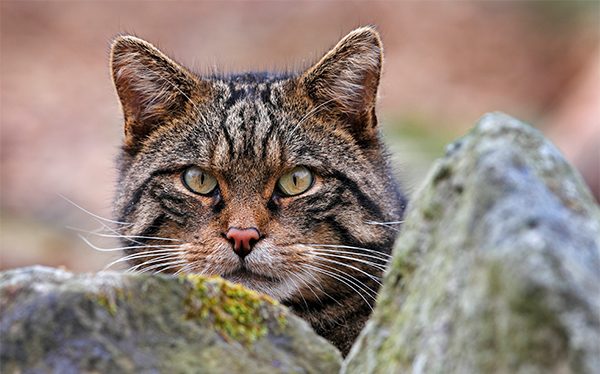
[0,266,341,373]
[343,112,600,373]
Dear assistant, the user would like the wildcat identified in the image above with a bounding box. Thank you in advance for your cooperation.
[110,26,406,355]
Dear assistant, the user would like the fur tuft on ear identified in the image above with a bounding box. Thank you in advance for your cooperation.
[110,35,203,153]
[300,26,383,119]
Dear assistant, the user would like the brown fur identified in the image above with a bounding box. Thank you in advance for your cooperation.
[110,26,406,356]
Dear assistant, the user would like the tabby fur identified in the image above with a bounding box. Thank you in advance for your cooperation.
[110,26,406,355]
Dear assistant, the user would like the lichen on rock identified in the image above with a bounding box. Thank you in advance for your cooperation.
[182,274,286,344]
[0,267,340,373]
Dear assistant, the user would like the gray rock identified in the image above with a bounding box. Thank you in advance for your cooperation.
[343,113,600,374]
[0,266,341,373]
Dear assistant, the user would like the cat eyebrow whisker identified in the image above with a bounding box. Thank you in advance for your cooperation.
[304,263,375,311]
[289,97,339,138]
[306,244,393,258]
[79,234,182,252]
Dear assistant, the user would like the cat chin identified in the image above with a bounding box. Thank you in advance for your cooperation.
[221,273,298,302]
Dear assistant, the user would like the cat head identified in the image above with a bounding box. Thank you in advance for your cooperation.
[110,27,406,307]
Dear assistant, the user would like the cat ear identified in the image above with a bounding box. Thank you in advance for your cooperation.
[110,35,203,152]
[299,26,383,132]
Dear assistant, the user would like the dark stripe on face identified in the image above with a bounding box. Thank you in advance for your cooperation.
[326,171,383,219]
[152,191,188,223]
[119,167,185,222]
[322,215,361,248]
[224,82,243,108]
[301,186,347,216]
[220,118,235,159]
[260,82,272,105]
[123,213,167,254]
[261,112,276,159]
[137,213,167,240]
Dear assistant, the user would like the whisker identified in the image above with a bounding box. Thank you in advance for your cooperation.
[289,97,339,138]
[299,267,344,307]
[312,261,380,297]
[59,194,132,226]
[126,254,182,272]
[284,271,310,310]
[304,264,374,311]
[79,234,181,252]
[155,262,188,275]
[288,270,321,304]
[311,255,383,286]
[130,259,187,274]
[175,263,193,276]
[103,249,186,270]
[310,251,388,273]
[365,220,404,225]
[306,244,392,258]
[67,226,182,242]
[307,247,390,263]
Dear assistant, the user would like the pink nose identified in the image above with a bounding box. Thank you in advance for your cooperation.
[225,227,260,258]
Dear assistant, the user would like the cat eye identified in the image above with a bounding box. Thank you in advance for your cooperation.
[182,166,218,195]
[277,166,314,197]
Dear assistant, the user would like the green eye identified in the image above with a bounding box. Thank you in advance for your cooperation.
[277,166,314,196]
[182,166,218,195]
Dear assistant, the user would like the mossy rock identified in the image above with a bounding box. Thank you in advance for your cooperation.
[343,113,600,373]
[0,266,341,373]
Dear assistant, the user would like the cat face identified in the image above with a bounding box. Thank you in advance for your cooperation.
[111,27,406,306]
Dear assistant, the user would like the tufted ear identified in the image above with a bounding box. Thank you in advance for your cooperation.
[299,26,383,136]
[110,36,204,153]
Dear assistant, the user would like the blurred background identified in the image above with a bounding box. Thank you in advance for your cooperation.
[1,1,599,273]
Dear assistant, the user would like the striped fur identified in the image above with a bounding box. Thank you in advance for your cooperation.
[110,26,406,355]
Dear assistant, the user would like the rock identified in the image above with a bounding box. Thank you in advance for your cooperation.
[0,266,341,373]
[343,112,600,373]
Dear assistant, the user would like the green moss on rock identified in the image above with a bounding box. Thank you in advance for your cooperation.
[183,274,286,344]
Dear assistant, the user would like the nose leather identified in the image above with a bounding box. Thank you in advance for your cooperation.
[226,227,260,258]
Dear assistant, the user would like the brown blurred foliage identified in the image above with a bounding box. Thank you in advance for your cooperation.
[1,1,598,272]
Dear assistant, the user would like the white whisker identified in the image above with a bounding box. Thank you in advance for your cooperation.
[103,249,186,270]
[59,194,132,226]
[304,263,374,311]
[67,226,182,242]
[306,244,392,258]
[79,234,181,252]
[126,254,182,273]
[311,250,388,272]
[312,255,383,286]
[303,247,390,262]
[130,259,186,274]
